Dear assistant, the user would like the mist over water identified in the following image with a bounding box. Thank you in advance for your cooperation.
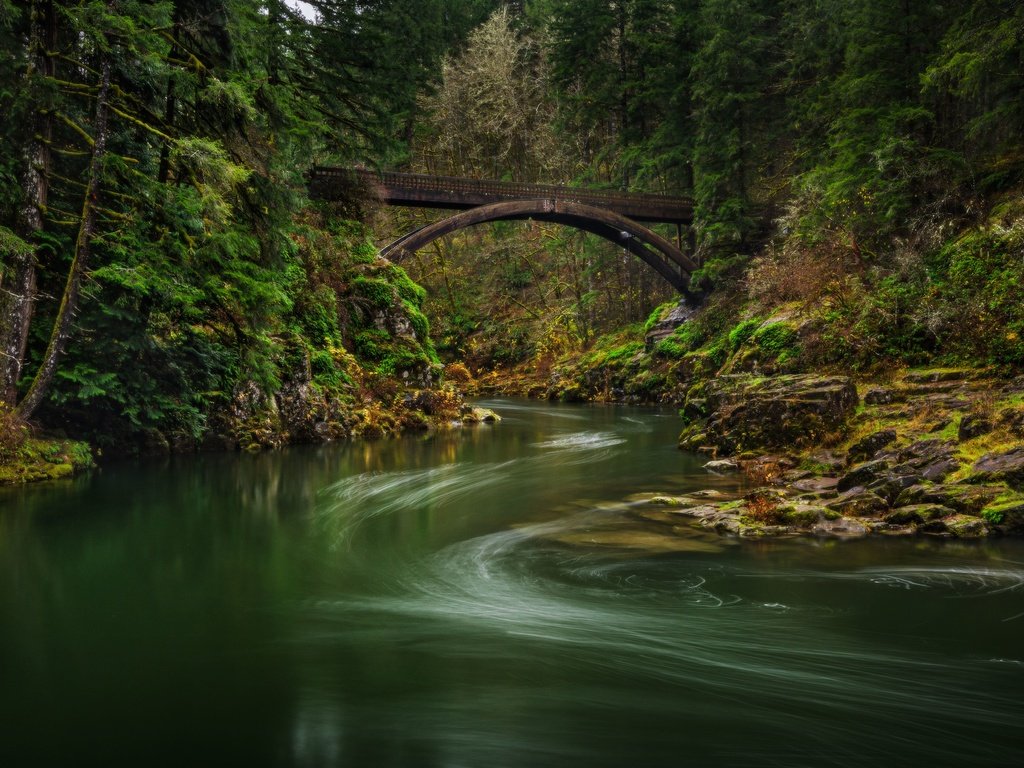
[2,399,1023,766]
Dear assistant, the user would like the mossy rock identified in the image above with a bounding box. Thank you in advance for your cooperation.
[943,514,990,538]
[0,438,94,485]
[980,496,1024,529]
[884,504,954,525]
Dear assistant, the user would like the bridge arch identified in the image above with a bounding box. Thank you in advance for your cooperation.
[380,199,697,293]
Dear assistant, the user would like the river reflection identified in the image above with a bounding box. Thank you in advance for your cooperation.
[1,399,1023,767]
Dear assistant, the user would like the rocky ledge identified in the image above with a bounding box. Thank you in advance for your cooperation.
[660,368,1024,539]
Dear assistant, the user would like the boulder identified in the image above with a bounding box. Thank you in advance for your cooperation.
[704,459,740,473]
[894,483,1004,514]
[826,489,889,516]
[848,429,897,462]
[970,448,1024,489]
[865,473,923,505]
[864,387,899,405]
[941,514,990,538]
[904,368,971,384]
[998,407,1024,438]
[790,476,840,497]
[837,459,890,492]
[958,413,994,441]
[884,504,954,524]
[880,439,960,482]
[980,497,1024,530]
[694,374,858,454]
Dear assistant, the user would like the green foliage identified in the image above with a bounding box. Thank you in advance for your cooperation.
[728,317,763,351]
[310,349,352,390]
[384,264,428,307]
[933,221,1024,367]
[643,301,675,333]
[981,507,1005,525]
[352,277,396,310]
[0,226,32,261]
[752,322,800,360]
[655,321,704,358]
[354,328,392,362]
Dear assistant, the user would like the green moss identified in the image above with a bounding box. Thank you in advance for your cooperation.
[753,322,799,357]
[604,341,643,363]
[654,321,706,359]
[403,301,431,340]
[351,240,378,264]
[782,507,820,526]
[643,301,676,333]
[728,317,763,351]
[353,328,391,361]
[351,276,394,309]
[0,438,94,485]
[383,264,428,308]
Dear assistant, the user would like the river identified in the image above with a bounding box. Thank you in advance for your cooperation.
[1,399,1022,766]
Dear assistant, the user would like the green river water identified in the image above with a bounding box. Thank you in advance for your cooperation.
[1,399,1022,766]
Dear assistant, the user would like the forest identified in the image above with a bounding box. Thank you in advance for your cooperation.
[1,0,1022,467]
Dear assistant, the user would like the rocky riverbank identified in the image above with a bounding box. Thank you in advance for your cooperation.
[642,368,1024,539]
[0,374,499,486]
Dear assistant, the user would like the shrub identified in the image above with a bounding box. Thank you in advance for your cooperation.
[443,362,473,384]
[744,492,784,524]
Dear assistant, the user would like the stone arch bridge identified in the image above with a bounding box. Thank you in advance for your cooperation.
[307,167,697,292]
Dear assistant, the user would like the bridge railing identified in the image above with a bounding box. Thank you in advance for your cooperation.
[309,167,693,222]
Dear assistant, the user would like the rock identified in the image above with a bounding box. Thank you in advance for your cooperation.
[806,450,846,472]
[942,514,990,538]
[704,459,740,473]
[689,489,731,499]
[864,387,898,405]
[781,469,814,482]
[849,429,897,462]
[904,368,972,384]
[879,439,959,482]
[894,483,1004,515]
[970,448,1024,489]
[229,380,284,450]
[865,473,923,505]
[138,428,170,456]
[826,489,889,516]
[885,439,954,467]
[810,516,871,537]
[921,458,959,482]
[958,413,994,441]
[277,381,349,443]
[780,504,836,527]
[790,476,840,497]
[462,406,501,424]
[692,374,859,454]
[645,299,698,348]
[648,495,684,506]
[681,398,707,421]
[884,504,954,524]
[980,497,1024,530]
[837,459,890,492]
[998,407,1024,438]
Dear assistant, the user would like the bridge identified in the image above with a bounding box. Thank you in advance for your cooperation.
[308,167,698,292]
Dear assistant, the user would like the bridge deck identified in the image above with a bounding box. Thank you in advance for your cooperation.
[308,167,693,225]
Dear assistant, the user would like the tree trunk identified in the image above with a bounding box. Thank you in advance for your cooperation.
[0,0,54,406]
[16,55,113,421]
